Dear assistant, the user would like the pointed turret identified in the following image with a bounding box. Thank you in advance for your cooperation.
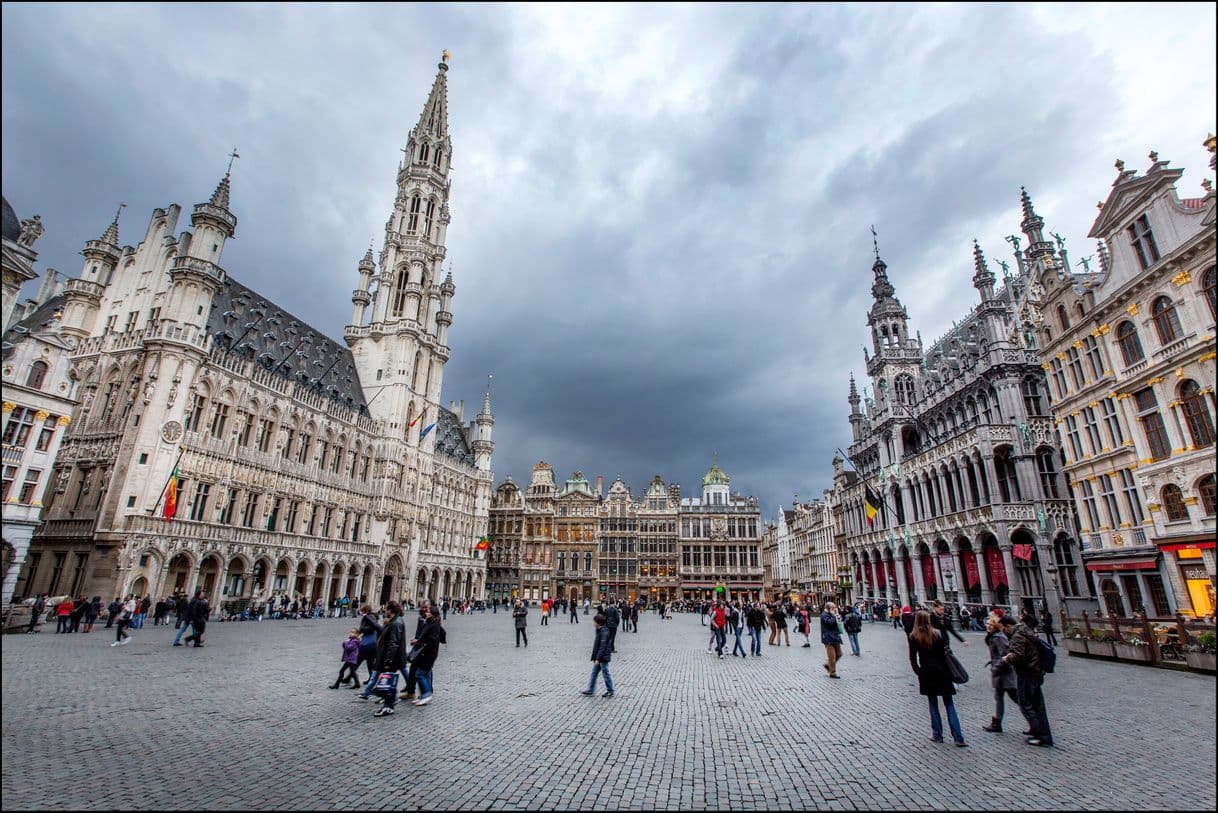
[1018,186,1058,276]
[415,52,450,141]
[80,206,124,283]
[972,240,995,301]
[848,372,867,442]
[472,373,494,472]
[188,164,238,263]
[349,245,375,326]
[209,172,231,210]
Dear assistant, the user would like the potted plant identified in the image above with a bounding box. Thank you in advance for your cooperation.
[1113,633,1155,663]
[1184,631,1216,673]
[1062,625,1088,656]
[1086,627,1117,658]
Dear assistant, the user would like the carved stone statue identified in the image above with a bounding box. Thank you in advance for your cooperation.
[17,214,45,247]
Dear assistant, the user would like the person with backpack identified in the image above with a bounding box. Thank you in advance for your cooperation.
[1000,612,1053,747]
[843,605,863,656]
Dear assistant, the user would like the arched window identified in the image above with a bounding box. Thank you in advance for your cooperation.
[423,199,436,239]
[1151,296,1182,344]
[1161,484,1188,522]
[1022,377,1046,416]
[1179,380,1214,448]
[894,374,916,406]
[1057,304,1070,331]
[1052,536,1081,597]
[1036,447,1060,498]
[391,267,409,316]
[1204,266,1216,320]
[1198,475,1216,516]
[406,194,422,233]
[26,360,48,389]
[418,143,430,164]
[993,446,1021,503]
[432,147,442,169]
[1116,321,1145,365]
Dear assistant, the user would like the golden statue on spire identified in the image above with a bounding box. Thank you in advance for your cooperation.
[442,49,451,63]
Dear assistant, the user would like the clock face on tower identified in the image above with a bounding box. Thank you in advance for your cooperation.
[161,420,183,444]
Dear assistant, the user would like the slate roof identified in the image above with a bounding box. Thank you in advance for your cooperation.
[1,294,67,359]
[1,196,18,243]
[207,277,367,410]
[433,405,474,466]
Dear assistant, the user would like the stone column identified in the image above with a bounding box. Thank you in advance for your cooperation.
[1001,545,1021,610]
[911,551,927,604]
[931,553,944,602]
[895,552,910,607]
[976,547,993,606]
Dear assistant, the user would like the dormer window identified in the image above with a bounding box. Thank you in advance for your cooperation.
[1127,214,1160,270]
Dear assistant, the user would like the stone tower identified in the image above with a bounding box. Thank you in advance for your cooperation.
[347,53,455,444]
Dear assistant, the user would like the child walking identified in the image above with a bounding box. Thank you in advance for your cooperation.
[330,629,362,689]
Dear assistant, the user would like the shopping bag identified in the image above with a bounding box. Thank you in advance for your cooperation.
[371,670,398,698]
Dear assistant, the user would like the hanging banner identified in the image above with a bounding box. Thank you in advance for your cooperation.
[922,554,936,588]
[938,554,956,577]
[964,552,980,590]
[986,546,1009,587]
[886,558,897,587]
[856,564,863,585]
[904,557,915,594]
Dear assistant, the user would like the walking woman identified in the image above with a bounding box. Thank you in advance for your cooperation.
[357,604,382,682]
[907,610,967,747]
[982,614,1019,733]
[111,595,136,646]
[772,602,790,646]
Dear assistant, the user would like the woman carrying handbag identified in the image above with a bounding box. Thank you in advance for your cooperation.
[908,611,968,747]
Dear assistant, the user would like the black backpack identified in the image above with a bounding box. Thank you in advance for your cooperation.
[1036,637,1057,674]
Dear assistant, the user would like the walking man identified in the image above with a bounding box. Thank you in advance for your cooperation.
[604,601,621,653]
[26,594,46,634]
[1001,613,1053,747]
[581,614,615,698]
[820,602,844,679]
[570,599,579,624]
[844,603,863,656]
[711,601,728,659]
[746,602,765,657]
[183,590,210,647]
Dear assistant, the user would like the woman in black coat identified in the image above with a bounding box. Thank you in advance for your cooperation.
[409,611,446,706]
[908,611,967,747]
[356,604,382,680]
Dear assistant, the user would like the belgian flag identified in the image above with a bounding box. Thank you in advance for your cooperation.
[162,466,179,521]
[864,485,881,527]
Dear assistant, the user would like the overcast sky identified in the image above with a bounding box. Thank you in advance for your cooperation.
[3,3,1215,517]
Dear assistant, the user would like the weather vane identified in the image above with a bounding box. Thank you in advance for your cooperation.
[226,147,240,175]
[114,202,127,223]
[870,225,881,262]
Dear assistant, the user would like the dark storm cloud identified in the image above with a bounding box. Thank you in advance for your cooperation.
[3,3,1214,517]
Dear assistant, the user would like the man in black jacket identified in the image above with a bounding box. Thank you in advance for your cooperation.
[401,600,430,701]
[408,609,445,706]
[1001,612,1053,747]
[581,614,615,698]
[174,592,199,646]
[603,602,621,653]
[373,601,406,717]
[183,591,210,647]
[931,601,968,647]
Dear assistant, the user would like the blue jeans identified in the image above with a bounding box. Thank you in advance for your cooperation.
[927,696,964,743]
[714,626,726,655]
[360,672,379,699]
[174,622,194,644]
[732,626,746,656]
[748,627,762,655]
[587,662,614,694]
[416,668,434,699]
[847,632,860,656]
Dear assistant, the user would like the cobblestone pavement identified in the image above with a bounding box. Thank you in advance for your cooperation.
[2,609,1214,810]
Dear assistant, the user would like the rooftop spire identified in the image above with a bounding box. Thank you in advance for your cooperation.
[415,52,450,141]
[972,239,995,298]
[869,225,895,300]
[479,372,493,418]
[100,202,125,245]
[1019,186,1047,247]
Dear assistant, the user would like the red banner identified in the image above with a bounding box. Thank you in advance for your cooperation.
[964,552,980,590]
[1160,541,1215,552]
[904,557,915,594]
[986,546,1008,587]
[856,564,863,585]
[1013,543,1033,561]
[886,558,897,587]
[867,560,877,591]
[921,554,936,588]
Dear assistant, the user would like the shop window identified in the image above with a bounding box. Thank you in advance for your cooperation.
[1100,578,1124,617]
[1143,573,1172,617]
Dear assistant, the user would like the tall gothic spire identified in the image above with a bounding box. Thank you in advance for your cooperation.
[100,203,124,246]
[972,239,995,299]
[415,52,450,141]
[1019,186,1046,245]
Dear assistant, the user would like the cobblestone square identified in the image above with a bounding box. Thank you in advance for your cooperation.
[2,610,1214,811]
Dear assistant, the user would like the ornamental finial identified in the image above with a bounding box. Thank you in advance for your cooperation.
[442,49,451,63]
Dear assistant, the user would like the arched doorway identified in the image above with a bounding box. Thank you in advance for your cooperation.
[294,560,310,597]
[330,562,345,605]
[417,568,429,603]
[312,561,328,603]
[957,538,982,604]
[252,558,271,599]
[225,556,247,600]
[980,534,1008,608]
[274,559,291,594]
[380,556,402,606]
[131,575,149,598]
[166,553,193,596]
[361,564,374,604]
[1011,528,1044,614]
[199,555,222,597]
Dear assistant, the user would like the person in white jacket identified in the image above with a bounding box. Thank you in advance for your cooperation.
[111,595,137,646]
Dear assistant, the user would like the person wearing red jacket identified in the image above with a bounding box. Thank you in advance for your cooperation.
[55,598,74,634]
[711,601,728,659]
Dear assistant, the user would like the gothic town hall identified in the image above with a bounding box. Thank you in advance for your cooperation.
[11,56,495,609]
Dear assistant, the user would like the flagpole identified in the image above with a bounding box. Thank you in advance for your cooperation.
[152,445,188,517]
[836,446,915,603]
